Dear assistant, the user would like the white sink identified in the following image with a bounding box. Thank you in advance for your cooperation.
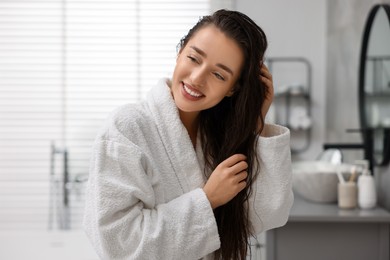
[292,161,357,203]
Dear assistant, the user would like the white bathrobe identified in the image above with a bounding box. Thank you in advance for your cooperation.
[83,78,294,260]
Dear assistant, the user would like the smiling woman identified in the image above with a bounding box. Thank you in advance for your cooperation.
[83,9,293,260]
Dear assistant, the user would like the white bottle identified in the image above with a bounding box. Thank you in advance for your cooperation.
[357,168,377,209]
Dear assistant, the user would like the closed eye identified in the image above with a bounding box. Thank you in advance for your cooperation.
[214,72,225,81]
[187,55,199,64]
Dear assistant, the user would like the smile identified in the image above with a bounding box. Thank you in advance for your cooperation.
[182,83,204,98]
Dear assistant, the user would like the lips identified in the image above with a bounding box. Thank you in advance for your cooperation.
[181,82,204,99]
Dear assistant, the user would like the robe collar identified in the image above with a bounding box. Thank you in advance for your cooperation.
[146,78,206,192]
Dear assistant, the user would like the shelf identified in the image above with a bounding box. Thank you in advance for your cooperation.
[364,91,390,97]
[267,57,312,153]
[274,92,310,99]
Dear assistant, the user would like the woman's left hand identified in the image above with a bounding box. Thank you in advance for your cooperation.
[260,64,274,120]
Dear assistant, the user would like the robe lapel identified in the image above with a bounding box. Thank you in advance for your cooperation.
[146,79,205,193]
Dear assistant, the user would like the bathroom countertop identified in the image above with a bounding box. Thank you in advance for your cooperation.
[289,194,390,223]
[269,194,390,260]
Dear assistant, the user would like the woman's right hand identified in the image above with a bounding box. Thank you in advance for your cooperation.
[203,154,248,209]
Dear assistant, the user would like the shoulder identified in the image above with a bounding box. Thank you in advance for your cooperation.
[95,78,171,145]
[112,102,151,129]
[96,101,154,144]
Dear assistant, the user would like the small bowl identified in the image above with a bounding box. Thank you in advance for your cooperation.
[292,161,356,203]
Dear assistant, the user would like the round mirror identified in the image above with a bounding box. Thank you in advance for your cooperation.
[359,4,390,166]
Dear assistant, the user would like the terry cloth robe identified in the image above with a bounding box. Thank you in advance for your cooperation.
[83,78,294,260]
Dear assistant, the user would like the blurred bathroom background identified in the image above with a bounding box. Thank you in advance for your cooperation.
[0,0,389,259]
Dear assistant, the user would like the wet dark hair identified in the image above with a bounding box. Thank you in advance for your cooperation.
[178,9,268,260]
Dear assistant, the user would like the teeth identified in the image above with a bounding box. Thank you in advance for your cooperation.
[183,84,202,97]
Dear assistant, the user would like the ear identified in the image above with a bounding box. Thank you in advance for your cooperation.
[226,83,239,97]
[226,89,234,97]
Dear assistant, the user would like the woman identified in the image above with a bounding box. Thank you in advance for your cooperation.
[83,9,293,260]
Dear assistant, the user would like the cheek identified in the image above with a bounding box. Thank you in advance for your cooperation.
[172,62,187,85]
[221,83,235,97]
[175,55,188,70]
[210,88,232,104]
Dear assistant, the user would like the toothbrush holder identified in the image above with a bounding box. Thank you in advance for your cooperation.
[338,182,357,209]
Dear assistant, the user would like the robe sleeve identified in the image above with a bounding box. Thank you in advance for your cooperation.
[83,139,220,260]
[248,124,294,235]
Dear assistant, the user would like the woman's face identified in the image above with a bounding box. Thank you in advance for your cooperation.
[171,25,244,114]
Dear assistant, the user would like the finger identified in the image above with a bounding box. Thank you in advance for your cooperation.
[229,160,248,174]
[221,154,247,167]
[261,75,272,86]
[236,181,247,193]
[260,64,269,73]
[260,64,272,79]
[234,171,248,183]
[261,76,274,96]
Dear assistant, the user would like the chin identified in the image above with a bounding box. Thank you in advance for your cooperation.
[175,102,199,113]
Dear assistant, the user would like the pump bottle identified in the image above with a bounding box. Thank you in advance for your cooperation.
[357,165,377,209]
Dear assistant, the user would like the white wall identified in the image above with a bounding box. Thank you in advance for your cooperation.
[326,0,390,210]
[236,0,327,161]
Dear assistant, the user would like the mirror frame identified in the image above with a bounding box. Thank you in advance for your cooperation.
[358,4,390,166]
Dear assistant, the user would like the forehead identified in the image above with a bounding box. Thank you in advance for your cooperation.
[185,25,244,75]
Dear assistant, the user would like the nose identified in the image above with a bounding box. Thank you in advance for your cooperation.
[190,66,207,86]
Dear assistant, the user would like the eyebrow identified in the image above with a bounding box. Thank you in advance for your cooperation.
[190,45,234,76]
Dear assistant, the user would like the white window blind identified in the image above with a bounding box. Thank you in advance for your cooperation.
[0,0,209,230]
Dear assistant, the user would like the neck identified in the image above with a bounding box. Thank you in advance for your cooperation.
[179,110,199,147]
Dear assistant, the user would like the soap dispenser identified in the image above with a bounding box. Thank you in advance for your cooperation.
[357,161,377,209]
